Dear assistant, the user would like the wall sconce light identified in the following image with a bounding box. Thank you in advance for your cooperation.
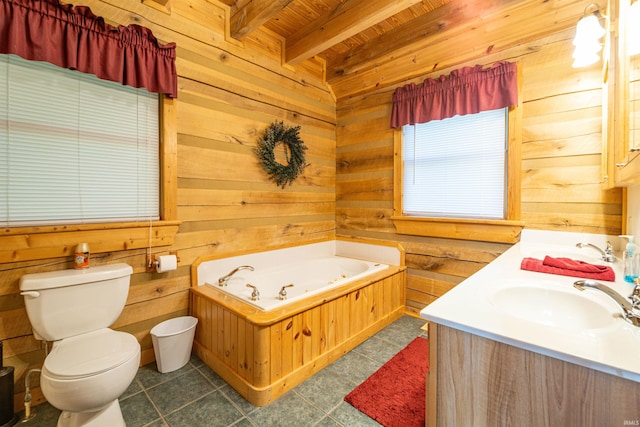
[629,0,640,56]
[572,3,606,68]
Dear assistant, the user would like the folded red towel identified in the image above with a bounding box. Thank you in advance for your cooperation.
[520,257,615,281]
[542,256,611,274]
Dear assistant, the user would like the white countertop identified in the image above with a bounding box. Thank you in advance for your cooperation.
[420,229,640,383]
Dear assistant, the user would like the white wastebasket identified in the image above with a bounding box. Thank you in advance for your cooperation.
[151,316,198,373]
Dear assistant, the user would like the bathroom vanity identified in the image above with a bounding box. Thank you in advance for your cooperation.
[421,229,640,426]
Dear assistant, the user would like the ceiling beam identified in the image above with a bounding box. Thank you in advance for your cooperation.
[328,0,585,98]
[230,0,293,41]
[326,0,524,81]
[284,0,423,66]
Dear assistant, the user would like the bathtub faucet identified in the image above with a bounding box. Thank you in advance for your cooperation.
[246,284,260,301]
[278,284,294,300]
[575,242,617,263]
[573,279,640,326]
[218,265,254,286]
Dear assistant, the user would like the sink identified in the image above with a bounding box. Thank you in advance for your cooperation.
[490,285,615,330]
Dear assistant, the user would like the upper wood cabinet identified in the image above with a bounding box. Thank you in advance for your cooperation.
[605,0,640,185]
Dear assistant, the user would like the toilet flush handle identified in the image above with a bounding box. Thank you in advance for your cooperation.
[20,291,40,298]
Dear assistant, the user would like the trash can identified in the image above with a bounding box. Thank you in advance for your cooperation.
[151,316,199,373]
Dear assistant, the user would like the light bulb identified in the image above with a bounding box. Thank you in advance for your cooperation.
[575,14,606,42]
[572,41,602,67]
[572,50,601,67]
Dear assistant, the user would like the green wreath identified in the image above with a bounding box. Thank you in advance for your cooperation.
[255,121,307,188]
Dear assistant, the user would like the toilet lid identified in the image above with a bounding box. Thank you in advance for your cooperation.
[44,328,140,379]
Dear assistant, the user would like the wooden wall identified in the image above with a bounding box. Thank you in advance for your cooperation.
[0,0,625,411]
[0,0,336,410]
[336,28,623,314]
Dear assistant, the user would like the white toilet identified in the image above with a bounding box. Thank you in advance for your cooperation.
[19,263,141,427]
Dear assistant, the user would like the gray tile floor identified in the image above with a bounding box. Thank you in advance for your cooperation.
[18,315,427,427]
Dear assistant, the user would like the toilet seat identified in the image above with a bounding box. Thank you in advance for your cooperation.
[44,328,139,379]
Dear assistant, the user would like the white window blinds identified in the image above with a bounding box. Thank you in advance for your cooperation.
[0,54,159,227]
[402,108,507,220]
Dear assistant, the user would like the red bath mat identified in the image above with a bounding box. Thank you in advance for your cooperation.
[344,336,429,427]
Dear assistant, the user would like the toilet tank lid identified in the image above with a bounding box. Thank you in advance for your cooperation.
[20,263,133,291]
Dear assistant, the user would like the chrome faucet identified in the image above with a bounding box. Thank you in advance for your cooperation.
[575,241,617,263]
[631,281,640,309]
[278,284,294,300]
[573,279,640,326]
[218,265,254,286]
[246,284,260,301]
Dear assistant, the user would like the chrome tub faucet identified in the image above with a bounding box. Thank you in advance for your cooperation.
[218,265,254,286]
[278,284,294,300]
[246,284,260,301]
[573,279,640,326]
[575,241,617,263]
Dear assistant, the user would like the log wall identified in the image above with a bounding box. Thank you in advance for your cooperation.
[0,0,336,411]
[0,0,625,412]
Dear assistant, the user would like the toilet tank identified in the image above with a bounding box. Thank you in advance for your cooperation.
[20,263,134,341]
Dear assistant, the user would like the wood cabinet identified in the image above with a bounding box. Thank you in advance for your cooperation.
[605,0,640,185]
[427,323,640,427]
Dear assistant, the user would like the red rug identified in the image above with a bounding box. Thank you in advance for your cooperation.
[345,337,429,427]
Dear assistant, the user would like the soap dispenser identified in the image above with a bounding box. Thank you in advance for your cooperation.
[620,235,637,283]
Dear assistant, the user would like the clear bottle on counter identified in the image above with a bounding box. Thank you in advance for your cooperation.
[620,235,637,283]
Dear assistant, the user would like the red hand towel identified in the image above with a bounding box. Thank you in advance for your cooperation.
[520,257,615,281]
[542,256,611,273]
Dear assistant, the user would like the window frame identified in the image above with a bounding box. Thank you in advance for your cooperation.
[0,96,180,263]
[391,73,523,244]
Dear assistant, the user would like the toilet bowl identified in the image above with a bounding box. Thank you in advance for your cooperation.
[20,263,139,427]
[41,329,140,417]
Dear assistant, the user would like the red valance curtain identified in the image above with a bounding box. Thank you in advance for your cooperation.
[390,61,517,128]
[0,0,178,98]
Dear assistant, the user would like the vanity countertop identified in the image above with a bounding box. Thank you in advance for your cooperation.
[420,229,640,383]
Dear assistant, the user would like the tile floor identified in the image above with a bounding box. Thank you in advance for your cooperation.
[18,315,427,427]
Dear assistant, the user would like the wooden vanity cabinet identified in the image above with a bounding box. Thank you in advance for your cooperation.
[426,323,640,426]
[604,0,640,185]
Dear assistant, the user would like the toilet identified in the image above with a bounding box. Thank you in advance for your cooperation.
[19,263,140,427]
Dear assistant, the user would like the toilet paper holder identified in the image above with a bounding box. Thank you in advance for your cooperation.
[147,252,180,273]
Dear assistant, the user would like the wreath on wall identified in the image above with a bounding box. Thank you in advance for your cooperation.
[255,121,308,188]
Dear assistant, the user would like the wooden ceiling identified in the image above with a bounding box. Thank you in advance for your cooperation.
[221,0,454,64]
[219,0,588,98]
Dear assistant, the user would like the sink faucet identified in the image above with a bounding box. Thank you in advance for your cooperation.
[631,281,640,308]
[575,241,617,263]
[573,279,640,326]
[218,265,254,286]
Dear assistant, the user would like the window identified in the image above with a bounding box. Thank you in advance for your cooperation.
[0,54,159,226]
[392,106,522,243]
[402,108,507,220]
[0,2,179,264]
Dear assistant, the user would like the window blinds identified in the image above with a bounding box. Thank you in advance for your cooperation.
[0,54,159,226]
[402,108,507,220]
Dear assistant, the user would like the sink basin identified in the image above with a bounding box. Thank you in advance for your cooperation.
[490,285,615,330]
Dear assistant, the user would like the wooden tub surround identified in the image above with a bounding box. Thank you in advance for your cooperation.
[190,238,406,406]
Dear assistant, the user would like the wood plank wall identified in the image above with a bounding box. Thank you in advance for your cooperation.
[0,0,336,409]
[336,28,623,315]
[0,0,625,411]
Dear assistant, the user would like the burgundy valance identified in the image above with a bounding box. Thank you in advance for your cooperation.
[0,0,178,98]
[390,61,517,128]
